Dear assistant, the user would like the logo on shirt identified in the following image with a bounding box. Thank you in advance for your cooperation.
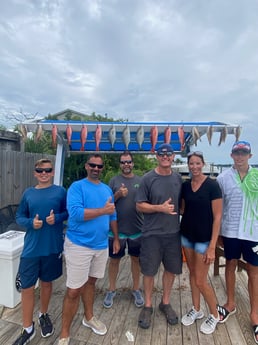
[240,169,258,236]
[252,245,258,255]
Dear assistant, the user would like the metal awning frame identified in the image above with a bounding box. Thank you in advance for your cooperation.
[21,120,241,186]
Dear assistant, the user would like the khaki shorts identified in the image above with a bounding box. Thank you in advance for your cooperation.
[64,237,108,289]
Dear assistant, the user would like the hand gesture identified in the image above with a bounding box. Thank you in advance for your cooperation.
[46,209,55,225]
[119,183,128,197]
[203,246,215,265]
[113,238,121,254]
[33,214,43,230]
[162,198,177,215]
[103,197,115,215]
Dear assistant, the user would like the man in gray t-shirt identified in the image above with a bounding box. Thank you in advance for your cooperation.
[136,143,182,330]
[103,151,144,309]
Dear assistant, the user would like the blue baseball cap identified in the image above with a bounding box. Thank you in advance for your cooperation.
[231,141,251,153]
[156,143,174,153]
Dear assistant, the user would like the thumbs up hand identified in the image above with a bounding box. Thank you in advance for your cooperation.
[33,214,43,229]
[103,196,115,215]
[46,209,55,225]
[119,183,128,197]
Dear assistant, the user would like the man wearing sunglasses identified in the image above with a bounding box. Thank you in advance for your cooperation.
[58,154,120,345]
[103,150,144,309]
[135,143,182,329]
[13,159,68,345]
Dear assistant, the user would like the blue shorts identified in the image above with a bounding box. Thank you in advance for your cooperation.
[181,235,210,255]
[18,253,63,289]
[222,237,258,266]
[140,233,182,276]
[108,233,141,258]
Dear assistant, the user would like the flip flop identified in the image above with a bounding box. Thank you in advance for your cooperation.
[253,325,258,344]
[217,305,236,323]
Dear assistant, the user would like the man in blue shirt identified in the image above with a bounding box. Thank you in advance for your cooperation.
[13,158,68,345]
[58,154,120,345]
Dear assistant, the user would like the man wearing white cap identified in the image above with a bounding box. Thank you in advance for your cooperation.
[216,141,258,344]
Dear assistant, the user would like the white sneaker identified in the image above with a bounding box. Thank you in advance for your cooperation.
[82,316,107,335]
[181,307,204,326]
[58,338,70,345]
[200,314,219,334]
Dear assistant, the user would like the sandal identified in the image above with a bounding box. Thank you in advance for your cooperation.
[217,305,236,323]
[253,325,258,344]
[138,307,153,329]
[159,302,178,325]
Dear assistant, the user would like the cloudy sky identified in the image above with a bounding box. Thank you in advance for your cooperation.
[1,0,258,164]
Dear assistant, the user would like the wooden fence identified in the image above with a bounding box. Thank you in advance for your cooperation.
[0,151,55,232]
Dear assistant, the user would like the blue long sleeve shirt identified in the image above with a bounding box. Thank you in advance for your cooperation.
[16,184,68,257]
[66,178,117,250]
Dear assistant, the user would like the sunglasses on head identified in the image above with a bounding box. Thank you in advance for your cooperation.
[35,167,53,173]
[187,151,203,158]
[120,160,132,164]
[88,162,104,169]
[157,151,173,157]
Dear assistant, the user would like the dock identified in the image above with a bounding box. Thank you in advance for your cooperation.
[0,255,255,345]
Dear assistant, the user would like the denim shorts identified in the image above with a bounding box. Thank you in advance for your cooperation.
[181,235,210,255]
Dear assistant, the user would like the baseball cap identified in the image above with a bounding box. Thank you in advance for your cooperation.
[156,143,174,153]
[231,140,251,153]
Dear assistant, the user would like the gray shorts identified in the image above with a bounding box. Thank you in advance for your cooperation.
[140,233,182,276]
[64,237,108,289]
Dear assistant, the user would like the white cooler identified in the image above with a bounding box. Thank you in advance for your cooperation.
[0,230,25,308]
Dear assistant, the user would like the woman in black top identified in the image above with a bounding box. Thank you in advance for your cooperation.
[180,151,222,335]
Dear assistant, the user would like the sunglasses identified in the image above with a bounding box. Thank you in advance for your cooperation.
[35,167,53,173]
[232,151,250,156]
[187,151,203,157]
[120,160,132,164]
[157,151,173,157]
[88,163,104,169]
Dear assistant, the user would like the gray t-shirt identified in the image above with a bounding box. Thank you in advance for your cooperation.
[109,174,143,236]
[135,169,182,237]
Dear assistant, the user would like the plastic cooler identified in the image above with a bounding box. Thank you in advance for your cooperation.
[0,230,25,308]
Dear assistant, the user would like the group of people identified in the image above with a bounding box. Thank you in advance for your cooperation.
[12,140,258,345]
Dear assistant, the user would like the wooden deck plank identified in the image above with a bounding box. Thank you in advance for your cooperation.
[180,264,202,345]
[0,256,255,345]
[211,267,247,345]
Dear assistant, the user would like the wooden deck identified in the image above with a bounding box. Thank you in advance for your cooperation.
[0,256,255,345]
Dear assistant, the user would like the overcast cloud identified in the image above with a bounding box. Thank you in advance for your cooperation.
[0,0,258,163]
